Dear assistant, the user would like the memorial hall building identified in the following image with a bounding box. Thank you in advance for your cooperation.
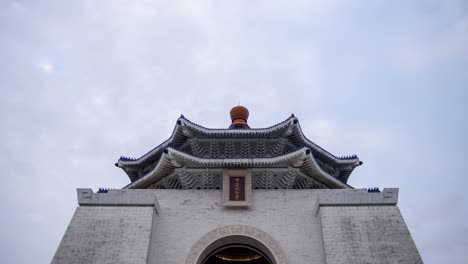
[52,106,423,264]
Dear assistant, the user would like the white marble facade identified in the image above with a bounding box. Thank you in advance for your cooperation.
[52,188,423,264]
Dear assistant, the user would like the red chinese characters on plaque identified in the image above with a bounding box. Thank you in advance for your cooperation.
[229,176,245,201]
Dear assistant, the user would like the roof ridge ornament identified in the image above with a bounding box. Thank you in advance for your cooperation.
[229,105,250,129]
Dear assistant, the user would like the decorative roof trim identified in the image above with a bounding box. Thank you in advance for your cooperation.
[168,146,308,168]
[117,120,179,166]
[180,114,295,131]
[124,147,351,189]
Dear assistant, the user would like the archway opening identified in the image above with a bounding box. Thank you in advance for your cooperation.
[190,227,284,264]
[202,244,272,264]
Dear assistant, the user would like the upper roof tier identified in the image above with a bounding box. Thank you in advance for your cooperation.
[116,108,362,189]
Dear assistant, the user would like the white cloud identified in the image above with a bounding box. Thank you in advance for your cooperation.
[8,1,24,11]
[25,212,46,223]
[93,95,106,105]
[303,117,398,156]
[36,60,54,74]
[390,3,468,72]
[304,117,336,147]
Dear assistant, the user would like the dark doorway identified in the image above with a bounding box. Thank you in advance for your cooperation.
[202,245,271,264]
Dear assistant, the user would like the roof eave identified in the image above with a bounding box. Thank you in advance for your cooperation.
[124,147,352,189]
[292,120,362,167]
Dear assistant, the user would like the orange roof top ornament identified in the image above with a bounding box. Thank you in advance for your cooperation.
[229,105,250,129]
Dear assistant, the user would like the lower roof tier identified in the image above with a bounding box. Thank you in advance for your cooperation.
[124,147,352,189]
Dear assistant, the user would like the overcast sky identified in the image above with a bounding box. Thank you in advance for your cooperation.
[1,0,467,263]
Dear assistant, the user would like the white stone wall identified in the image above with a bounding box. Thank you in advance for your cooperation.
[52,189,423,264]
[52,206,154,264]
[147,189,326,264]
[320,206,423,264]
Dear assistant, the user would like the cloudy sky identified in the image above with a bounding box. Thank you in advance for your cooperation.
[1,0,467,263]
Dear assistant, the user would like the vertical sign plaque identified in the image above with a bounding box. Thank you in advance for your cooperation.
[223,170,252,207]
[229,176,245,201]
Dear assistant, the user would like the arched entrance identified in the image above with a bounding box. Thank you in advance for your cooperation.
[186,225,286,264]
[202,244,271,264]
